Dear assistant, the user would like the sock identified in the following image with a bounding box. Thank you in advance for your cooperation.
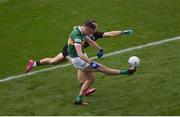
[120,70,128,75]
[36,61,41,66]
[75,95,83,103]
[32,62,37,67]
[80,82,84,87]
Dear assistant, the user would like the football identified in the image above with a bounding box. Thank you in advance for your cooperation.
[128,56,140,67]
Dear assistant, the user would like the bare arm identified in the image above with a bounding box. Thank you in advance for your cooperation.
[85,36,102,50]
[103,31,122,37]
[74,43,92,64]
[102,30,133,37]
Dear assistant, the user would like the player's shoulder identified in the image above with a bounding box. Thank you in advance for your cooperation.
[92,31,104,40]
[71,26,80,34]
[70,26,82,39]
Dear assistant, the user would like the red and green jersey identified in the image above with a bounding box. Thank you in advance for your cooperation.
[68,26,86,58]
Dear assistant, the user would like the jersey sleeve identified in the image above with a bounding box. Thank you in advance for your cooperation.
[70,30,83,44]
[74,38,82,44]
[94,31,104,39]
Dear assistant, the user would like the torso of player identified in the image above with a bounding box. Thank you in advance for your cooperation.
[68,26,86,58]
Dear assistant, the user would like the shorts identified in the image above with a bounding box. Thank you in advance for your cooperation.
[70,53,89,70]
[61,45,69,57]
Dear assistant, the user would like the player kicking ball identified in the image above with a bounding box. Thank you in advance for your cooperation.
[66,20,137,105]
[25,20,133,97]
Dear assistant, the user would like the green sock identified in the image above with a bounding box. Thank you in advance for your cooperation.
[120,70,128,75]
[75,95,83,103]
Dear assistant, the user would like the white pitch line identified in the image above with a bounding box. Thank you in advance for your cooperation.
[0,36,180,83]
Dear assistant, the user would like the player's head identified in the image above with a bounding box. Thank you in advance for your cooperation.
[82,20,97,35]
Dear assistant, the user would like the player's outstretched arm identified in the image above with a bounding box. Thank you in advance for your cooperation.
[103,29,133,37]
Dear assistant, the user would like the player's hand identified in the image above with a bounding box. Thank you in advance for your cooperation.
[97,49,104,58]
[122,29,133,35]
[90,61,100,69]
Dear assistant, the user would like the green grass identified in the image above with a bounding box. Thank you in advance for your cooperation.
[0,41,179,116]
[0,0,180,115]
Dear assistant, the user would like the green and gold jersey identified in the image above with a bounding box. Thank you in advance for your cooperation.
[68,26,86,58]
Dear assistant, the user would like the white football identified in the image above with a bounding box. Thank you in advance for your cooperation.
[128,56,140,67]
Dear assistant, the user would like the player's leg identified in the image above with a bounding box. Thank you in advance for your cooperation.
[39,53,66,65]
[75,70,94,105]
[77,69,96,96]
[77,69,86,85]
[26,52,66,72]
[26,45,69,72]
[65,55,72,64]
[85,62,136,75]
[79,71,94,96]
[70,55,96,96]
[97,63,136,75]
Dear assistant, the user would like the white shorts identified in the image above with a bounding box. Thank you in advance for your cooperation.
[70,54,89,70]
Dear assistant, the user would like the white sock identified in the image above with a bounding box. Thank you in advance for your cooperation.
[33,62,37,67]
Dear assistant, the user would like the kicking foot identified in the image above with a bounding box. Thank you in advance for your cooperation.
[26,59,35,73]
[128,66,136,75]
[84,88,96,96]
